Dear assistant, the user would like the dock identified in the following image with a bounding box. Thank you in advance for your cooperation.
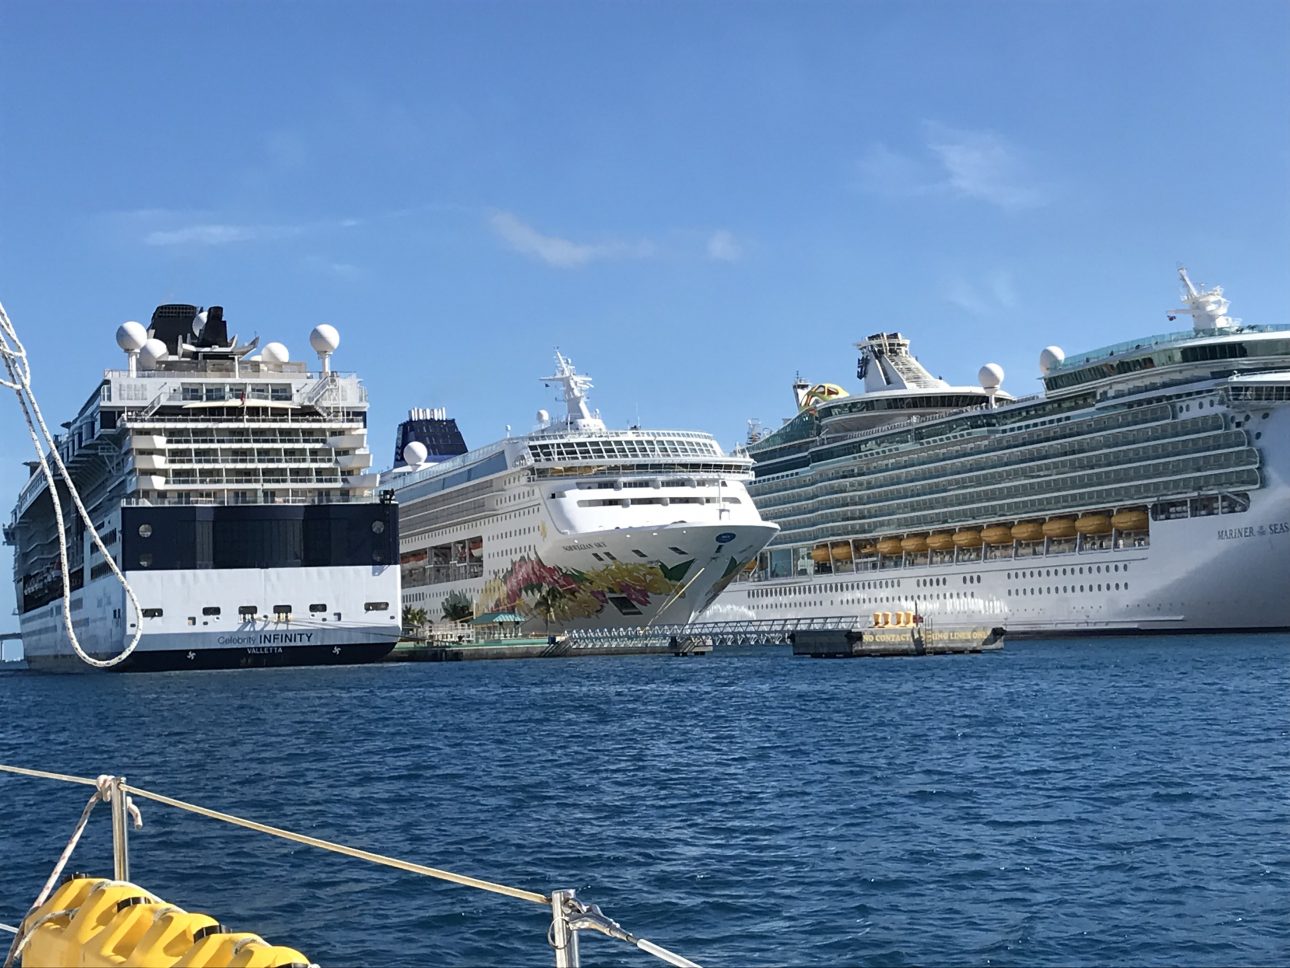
[388,616,1002,662]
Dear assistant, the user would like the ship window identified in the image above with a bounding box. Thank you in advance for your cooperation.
[309,603,327,613]
[138,524,153,538]
[142,608,163,618]
[632,549,648,558]
[202,606,221,616]
[187,617,196,626]
[138,553,153,568]
[372,521,386,534]
[239,605,258,617]
[364,601,390,612]
[669,546,688,556]
[273,605,292,616]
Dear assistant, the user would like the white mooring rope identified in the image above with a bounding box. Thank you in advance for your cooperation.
[0,299,144,668]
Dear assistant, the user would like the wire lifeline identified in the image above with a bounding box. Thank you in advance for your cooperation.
[121,783,551,906]
[1,776,142,968]
[0,300,145,669]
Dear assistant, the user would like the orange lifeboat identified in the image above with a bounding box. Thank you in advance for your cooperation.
[1011,521,1044,542]
[983,524,1014,546]
[810,545,832,563]
[900,534,929,553]
[1112,508,1149,531]
[877,537,903,556]
[742,558,758,572]
[927,532,955,551]
[831,541,853,561]
[1043,517,1076,539]
[952,529,983,548]
[1075,513,1113,535]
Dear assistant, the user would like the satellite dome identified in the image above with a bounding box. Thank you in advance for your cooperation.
[261,341,290,364]
[536,408,550,424]
[978,363,1005,389]
[403,441,428,466]
[139,338,169,368]
[115,321,147,352]
[1039,345,1066,376]
[309,324,341,354]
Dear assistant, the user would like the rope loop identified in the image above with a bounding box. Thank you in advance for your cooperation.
[0,298,144,669]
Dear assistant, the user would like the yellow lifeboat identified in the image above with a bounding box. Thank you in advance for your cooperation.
[742,558,758,572]
[1075,513,1113,535]
[1011,521,1044,542]
[877,537,903,556]
[1043,517,1076,539]
[810,545,832,563]
[983,524,1014,546]
[1112,508,1150,531]
[952,529,982,548]
[927,532,955,551]
[831,541,853,561]
[900,534,929,553]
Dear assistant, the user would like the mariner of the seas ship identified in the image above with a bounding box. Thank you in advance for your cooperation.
[383,352,778,632]
[714,269,1290,635]
[5,304,401,671]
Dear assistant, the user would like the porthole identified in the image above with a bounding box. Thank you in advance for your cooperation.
[138,524,153,538]
[139,553,153,568]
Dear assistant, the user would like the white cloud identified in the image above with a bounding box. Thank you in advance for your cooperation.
[855,123,1045,211]
[944,269,1020,316]
[706,229,743,262]
[488,211,654,268]
[923,122,1044,210]
[143,223,296,246]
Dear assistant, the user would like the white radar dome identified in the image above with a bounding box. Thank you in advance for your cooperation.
[261,341,290,364]
[309,324,340,354]
[139,338,169,368]
[403,441,428,466]
[1039,345,1066,376]
[978,363,1005,389]
[536,408,550,424]
[115,321,147,352]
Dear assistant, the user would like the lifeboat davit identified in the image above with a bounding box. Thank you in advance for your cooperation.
[927,532,955,551]
[1011,521,1044,542]
[1112,508,1150,531]
[831,541,853,561]
[1075,513,1113,535]
[877,537,903,556]
[900,534,929,553]
[810,545,832,563]
[983,524,1014,546]
[857,541,878,556]
[952,529,982,548]
[1043,517,1077,539]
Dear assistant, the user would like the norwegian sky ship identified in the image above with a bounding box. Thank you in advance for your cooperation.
[4,304,400,671]
[713,268,1290,636]
[383,353,777,631]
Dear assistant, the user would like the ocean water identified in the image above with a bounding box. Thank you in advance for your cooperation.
[1,636,1286,967]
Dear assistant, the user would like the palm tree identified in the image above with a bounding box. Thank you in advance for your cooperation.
[441,591,473,623]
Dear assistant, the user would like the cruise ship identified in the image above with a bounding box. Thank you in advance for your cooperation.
[4,304,401,671]
[384,353,777,631]
[714,269,1290,635]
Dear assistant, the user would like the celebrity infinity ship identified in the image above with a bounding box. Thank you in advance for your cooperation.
[4,304,400,671]
[715,268,1290,635]
[383,352,777,631]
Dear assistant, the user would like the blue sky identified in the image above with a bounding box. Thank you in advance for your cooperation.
[1,0,1287,630]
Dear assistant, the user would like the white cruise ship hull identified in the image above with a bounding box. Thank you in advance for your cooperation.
[20,564,401,673]
[714,472,1290,636]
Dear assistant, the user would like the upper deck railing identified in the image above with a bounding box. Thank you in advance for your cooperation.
[1047,324,1290,373]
